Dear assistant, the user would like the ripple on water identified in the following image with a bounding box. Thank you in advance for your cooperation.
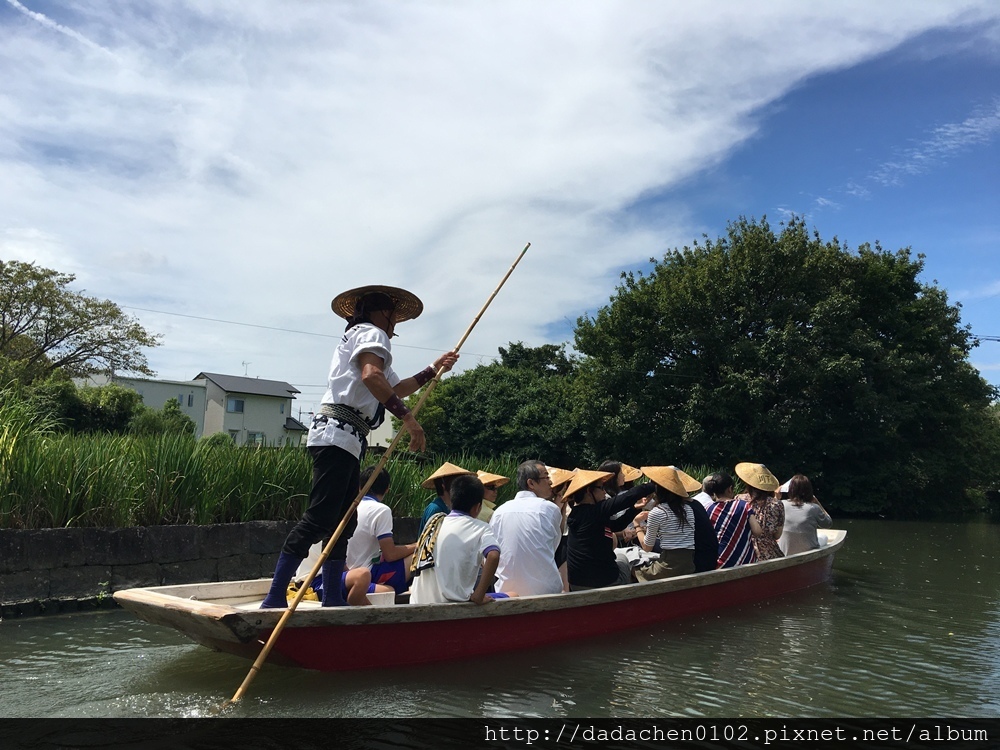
[4,519,1000,718]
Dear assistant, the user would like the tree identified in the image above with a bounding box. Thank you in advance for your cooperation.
[401,342,587,466]
[129,398,196,437]
[0,259,160,383]
[574,217,999,516]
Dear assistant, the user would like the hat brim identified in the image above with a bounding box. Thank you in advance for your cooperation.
[331,285,423,323]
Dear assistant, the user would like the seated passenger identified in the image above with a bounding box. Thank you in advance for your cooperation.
[779,474,833,555]
[734,462,784,561]
[633,466,717,580]
[410,474,509,605]
[294,552,377,607]
[566,469,655,591]
[417,461,474,534]
[692,475,715,509]
[548,466,576,592]
[345,465,417,596]
[476,470,509,523]
[706,471,763,568]
[599,460,644,547]
[489,460,563,596]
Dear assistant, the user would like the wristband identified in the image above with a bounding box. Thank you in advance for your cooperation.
[383,394,411,419]
[413,366,435,387]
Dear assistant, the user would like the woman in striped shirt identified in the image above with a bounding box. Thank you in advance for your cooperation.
[706,471,763,568]
[632,466,706,580]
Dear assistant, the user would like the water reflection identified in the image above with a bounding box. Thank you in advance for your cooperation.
[2,519,1000,717]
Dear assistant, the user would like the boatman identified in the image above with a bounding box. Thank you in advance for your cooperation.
[260,285,458,608]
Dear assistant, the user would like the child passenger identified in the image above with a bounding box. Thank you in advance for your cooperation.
[409,474,510,605]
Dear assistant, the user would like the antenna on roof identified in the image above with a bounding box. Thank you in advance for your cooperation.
[242,361,251,376]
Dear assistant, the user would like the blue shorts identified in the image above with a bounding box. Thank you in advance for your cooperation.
[485,592,509,600]
[369,558,408,595]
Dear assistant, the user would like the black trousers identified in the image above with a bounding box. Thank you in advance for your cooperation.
[282,445,359,559]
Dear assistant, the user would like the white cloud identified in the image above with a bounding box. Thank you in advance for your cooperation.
[956,279,1000,300]
[869,99,1000,187]
[2,1,999,410]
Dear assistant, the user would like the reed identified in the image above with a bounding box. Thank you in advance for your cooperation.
[1,419,714,529]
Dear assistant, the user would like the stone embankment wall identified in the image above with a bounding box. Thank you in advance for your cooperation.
[0,517,420,618]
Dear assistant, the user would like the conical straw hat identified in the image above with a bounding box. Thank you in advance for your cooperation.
[642,466,697,497]
[620,463,643,483]
[547,466,576,490]
[476,470,510,488]
[734,462,780,492]
[421,462,473,489]
[331,285,423,323]
[563,469,613,499]
[667,465,703,494]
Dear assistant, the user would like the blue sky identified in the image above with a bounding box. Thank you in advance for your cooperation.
[1,1,998,414]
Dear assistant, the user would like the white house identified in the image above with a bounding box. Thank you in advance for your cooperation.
[80,372,308,446]
[85,375,209,437]
[195,372,306,446]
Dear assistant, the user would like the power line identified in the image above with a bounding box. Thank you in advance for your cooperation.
[123,305,496,358]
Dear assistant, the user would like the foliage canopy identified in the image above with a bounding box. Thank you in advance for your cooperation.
[0,259,160,383]
[573,217,999,515]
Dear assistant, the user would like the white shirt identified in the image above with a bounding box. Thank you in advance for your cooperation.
[307,323,400,458]
[410,512,499,604]
[692,491,714,509]
[346,496,394,570]
[489,490,563,596]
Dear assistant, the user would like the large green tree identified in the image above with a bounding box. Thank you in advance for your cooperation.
[574,217,999,516]
[0,259,160,383]
[404,342,586,466]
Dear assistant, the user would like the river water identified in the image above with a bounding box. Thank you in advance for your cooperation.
[1,518,999,719]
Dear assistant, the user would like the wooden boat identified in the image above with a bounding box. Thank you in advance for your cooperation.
[114,529,845,672]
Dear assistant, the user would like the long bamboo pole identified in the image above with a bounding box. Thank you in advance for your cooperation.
[224,242,531,708]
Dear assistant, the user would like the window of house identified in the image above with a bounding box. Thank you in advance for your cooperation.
[280,403,285,414]
[178,394,184,406]
[228,430,239,441]
[187,394,193,407]
[247,431,265,446]
[227,398,245,413]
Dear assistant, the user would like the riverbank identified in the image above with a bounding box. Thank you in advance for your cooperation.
[0,518,420,618]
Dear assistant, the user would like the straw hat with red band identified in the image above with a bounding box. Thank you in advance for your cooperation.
[641,466,700,497]
[734,462,780,492]
[331,285,424,323]
[421,462,474,490]
[563,469,614,499]
[476,470,510,489]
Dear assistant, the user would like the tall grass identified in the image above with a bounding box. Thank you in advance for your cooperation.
[1,420,714,529]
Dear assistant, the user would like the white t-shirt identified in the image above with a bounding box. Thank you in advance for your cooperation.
[307,323,400,458]
[346,495,394,570]
[410,512,500,604]
[692,491,713,509]
[489,491,563,596]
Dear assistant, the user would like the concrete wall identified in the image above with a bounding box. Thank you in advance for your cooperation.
[0,518,421,618]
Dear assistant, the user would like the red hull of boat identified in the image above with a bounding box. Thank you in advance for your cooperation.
[266,553,833,671]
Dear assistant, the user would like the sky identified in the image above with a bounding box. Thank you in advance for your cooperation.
[1,1,998,416]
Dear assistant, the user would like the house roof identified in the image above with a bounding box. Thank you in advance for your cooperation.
[195,372,300,398]
[284,417,308,432]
